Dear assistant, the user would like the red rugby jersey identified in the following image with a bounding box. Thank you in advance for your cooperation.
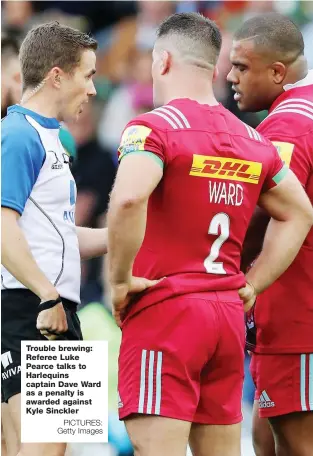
[118,99,285,314]
[255,71,313,353]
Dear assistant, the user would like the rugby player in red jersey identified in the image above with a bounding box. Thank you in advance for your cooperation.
[107,12,313,456]
[228,12,313,456]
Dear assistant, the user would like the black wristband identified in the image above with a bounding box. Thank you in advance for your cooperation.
[38,296,62,312]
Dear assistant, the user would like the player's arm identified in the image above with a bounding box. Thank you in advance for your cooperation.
[241,130,310,273]
[243,169,313,306]
[107,122,165,324]
[108,153,163,284]
[75,226,108,259]
[241,206,269,272]
[1,128,67,336]
[108,153,163,326]
[108,122,165,285]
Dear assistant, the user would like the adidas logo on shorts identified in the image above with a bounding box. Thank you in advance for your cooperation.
[259,390,275,408]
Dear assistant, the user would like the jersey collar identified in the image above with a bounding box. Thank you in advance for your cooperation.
[283,69,313,91]
[7,105,60,129]
[269,70,313,113]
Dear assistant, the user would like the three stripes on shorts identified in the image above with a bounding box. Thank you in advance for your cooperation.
[138,349,163,415]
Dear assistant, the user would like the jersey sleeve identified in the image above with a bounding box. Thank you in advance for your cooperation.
[117,120,166,168]
[262,143,288,192]
[1,123,45,215]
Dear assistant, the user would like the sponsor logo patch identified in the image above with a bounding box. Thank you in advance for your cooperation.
[118,125,152,159]
[190,155,262,184]
[271,142,295,168]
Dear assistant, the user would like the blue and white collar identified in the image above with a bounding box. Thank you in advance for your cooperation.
[7,105,60,129]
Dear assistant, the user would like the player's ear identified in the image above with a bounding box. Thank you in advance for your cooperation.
[271,62,286,85]
[160,50,171,75]
[213,66,219,82]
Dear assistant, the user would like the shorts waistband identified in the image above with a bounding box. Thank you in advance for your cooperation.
[176,290,242,302]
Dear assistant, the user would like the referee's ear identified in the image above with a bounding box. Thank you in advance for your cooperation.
[50,67,63,89]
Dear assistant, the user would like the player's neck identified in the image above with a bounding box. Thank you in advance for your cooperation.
[164,88,218,107]
[163,69,219,106]
[283,56,308,87]
[20,91,60,120]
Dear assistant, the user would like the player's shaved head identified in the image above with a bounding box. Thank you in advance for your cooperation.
[234,13,304,63]
[155,12,222,70]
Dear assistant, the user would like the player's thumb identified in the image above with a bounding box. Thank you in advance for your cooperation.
[140,276,166,291]
[238,284,252,301]
[130,276,165,293]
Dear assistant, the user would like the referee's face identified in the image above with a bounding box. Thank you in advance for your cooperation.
[59,49,97,122]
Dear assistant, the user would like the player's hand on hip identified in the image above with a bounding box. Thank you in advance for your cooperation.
[36,302,68,340]
[111,283,130,327]
[238,281,257,312]
[129,276,163,294]
[111,276,163,327]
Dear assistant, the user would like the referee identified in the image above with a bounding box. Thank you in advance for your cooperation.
[1,22,156,456]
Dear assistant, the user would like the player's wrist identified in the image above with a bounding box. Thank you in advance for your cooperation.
[110,282,130,294]
[246,280,258,297]
[109,270,132,288]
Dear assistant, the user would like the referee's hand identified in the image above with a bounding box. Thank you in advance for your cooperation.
[37,302,68,340]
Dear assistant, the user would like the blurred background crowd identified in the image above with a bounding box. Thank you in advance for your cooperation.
[1,1,313,455]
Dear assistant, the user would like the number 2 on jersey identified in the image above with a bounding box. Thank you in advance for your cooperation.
[204,213,230,274]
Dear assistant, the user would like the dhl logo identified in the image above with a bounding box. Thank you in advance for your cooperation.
[189,155,262,184]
